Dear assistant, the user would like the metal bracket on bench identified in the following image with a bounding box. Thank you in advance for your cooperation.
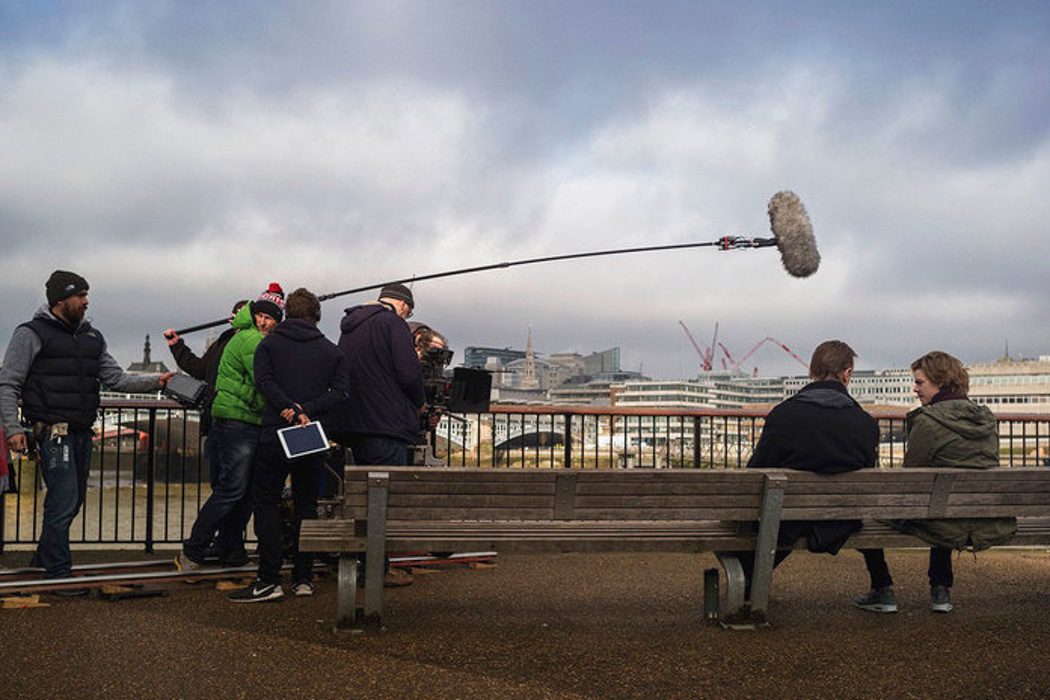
[335,554,361,633]
[363,472,389,630]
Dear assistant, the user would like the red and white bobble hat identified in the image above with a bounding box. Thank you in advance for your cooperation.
[252,282,285,322]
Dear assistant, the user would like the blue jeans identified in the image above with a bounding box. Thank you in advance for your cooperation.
[183,419,260,562]
[34,428,94,578]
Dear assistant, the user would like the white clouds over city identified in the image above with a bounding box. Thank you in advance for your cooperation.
[1,1,1047,377]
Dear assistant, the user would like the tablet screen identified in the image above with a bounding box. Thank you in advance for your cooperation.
[277,421,330,460]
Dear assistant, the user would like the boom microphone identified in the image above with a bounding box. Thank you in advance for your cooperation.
[767,190,820,278]
[172,191,819,335]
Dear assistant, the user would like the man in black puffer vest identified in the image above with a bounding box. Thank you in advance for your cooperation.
[0,271,172,590]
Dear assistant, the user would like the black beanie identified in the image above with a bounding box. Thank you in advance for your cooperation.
[378,283,414,310]
[251,282,285,323]
[46,270,90,306]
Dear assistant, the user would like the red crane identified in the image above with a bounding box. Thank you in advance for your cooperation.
[731,337,809,375]
[678,321,735,373]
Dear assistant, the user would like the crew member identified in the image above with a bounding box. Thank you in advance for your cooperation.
[163,300,247,560]
[336,283,425,466]
[177,283,284,572]
[334,282,424,587]
[229,288,348,602]
[0,270,172,590]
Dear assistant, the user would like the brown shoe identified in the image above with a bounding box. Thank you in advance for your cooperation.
[383,569,414,587]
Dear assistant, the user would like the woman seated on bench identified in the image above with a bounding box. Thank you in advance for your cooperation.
[855,351,1016,614]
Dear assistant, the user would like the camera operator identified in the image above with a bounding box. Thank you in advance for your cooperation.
[409,322,454,436]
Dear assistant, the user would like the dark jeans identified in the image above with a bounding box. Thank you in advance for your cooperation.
[348,434,409,467]
[252,435,321,585]
[34,428,93,578]
[860,549,895,589]
[184,419,260,562]
[861,547,951,588]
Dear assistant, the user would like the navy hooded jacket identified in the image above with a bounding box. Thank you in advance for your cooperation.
[253,318,349,430]
[335,303,425,444]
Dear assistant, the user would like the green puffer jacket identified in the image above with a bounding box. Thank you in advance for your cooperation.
[210,304,266,425]
[895,399,1016,550]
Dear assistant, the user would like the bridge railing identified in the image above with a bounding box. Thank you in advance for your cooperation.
[2,400,1048,551]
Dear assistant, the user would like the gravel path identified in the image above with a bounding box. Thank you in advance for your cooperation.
[4,548,1049,699]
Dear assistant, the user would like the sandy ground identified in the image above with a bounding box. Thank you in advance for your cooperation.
[3,547,1050,700]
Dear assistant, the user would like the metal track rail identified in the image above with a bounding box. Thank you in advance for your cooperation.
[0,551,498,594]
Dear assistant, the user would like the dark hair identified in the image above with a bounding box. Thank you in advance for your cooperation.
[231,299,248,314]
[285,288,321,322]
[809,340,856,381]
[911,351,969,395]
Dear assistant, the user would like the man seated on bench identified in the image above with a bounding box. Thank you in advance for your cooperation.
[729,340,880,602]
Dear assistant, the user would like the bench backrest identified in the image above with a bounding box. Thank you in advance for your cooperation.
[781,467,1050,520]
[344,467,768,521]
[344,467,1050,522]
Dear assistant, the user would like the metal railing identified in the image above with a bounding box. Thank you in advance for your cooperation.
[2,400,1048,551]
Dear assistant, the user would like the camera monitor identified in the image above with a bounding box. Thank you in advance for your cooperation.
[448,367,492,413]
[277,421,331,460]
[163,373,209,408]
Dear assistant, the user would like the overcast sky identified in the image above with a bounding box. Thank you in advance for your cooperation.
[1,1,1047,379]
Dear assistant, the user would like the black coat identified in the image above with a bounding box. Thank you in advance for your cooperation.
[253,319,349,431]
[334,304,425,444]
[748,380,879,553]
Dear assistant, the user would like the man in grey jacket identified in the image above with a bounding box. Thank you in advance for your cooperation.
[0,270,172,592]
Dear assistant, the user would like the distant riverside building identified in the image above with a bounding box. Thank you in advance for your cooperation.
[784,369,914,406]
[969,357,1050,414]
[463,346,527,370]
[614,373,782,410]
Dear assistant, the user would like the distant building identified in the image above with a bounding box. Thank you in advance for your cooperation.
[126,335,170,375]
[463,346,526,370]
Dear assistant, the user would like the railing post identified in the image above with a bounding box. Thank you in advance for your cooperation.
[562,413,572,469]
[145,408,157,553]
[693,416,701,469]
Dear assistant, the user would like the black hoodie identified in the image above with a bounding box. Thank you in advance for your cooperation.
[253,318,349,430]
[334,303,425,444]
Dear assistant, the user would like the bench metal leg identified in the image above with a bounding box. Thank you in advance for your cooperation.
[715,552,747,620]
[335,554,359,630]
[748,473,786,621]
[363,472,389,630]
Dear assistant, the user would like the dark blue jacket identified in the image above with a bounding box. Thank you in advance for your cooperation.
[253,319,349,431]
[336,303,425,444]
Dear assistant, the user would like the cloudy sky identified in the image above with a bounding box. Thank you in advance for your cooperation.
[1,1,1047,379]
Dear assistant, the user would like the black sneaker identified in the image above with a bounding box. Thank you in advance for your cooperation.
[930,585,953,613]
[853,586,898,613]
[227,579,284,603]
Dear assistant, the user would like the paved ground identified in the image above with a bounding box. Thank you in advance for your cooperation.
[3,547,1050,699]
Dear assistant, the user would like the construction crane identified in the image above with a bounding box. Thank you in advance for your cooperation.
[731,337,809,375]
[678,321,735,372]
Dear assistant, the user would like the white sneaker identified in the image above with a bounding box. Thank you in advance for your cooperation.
[292,581,315,597]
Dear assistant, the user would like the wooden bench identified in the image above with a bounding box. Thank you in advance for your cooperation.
[299,466,1050,630]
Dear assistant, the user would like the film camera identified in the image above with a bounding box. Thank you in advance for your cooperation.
[419,347,491,432]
